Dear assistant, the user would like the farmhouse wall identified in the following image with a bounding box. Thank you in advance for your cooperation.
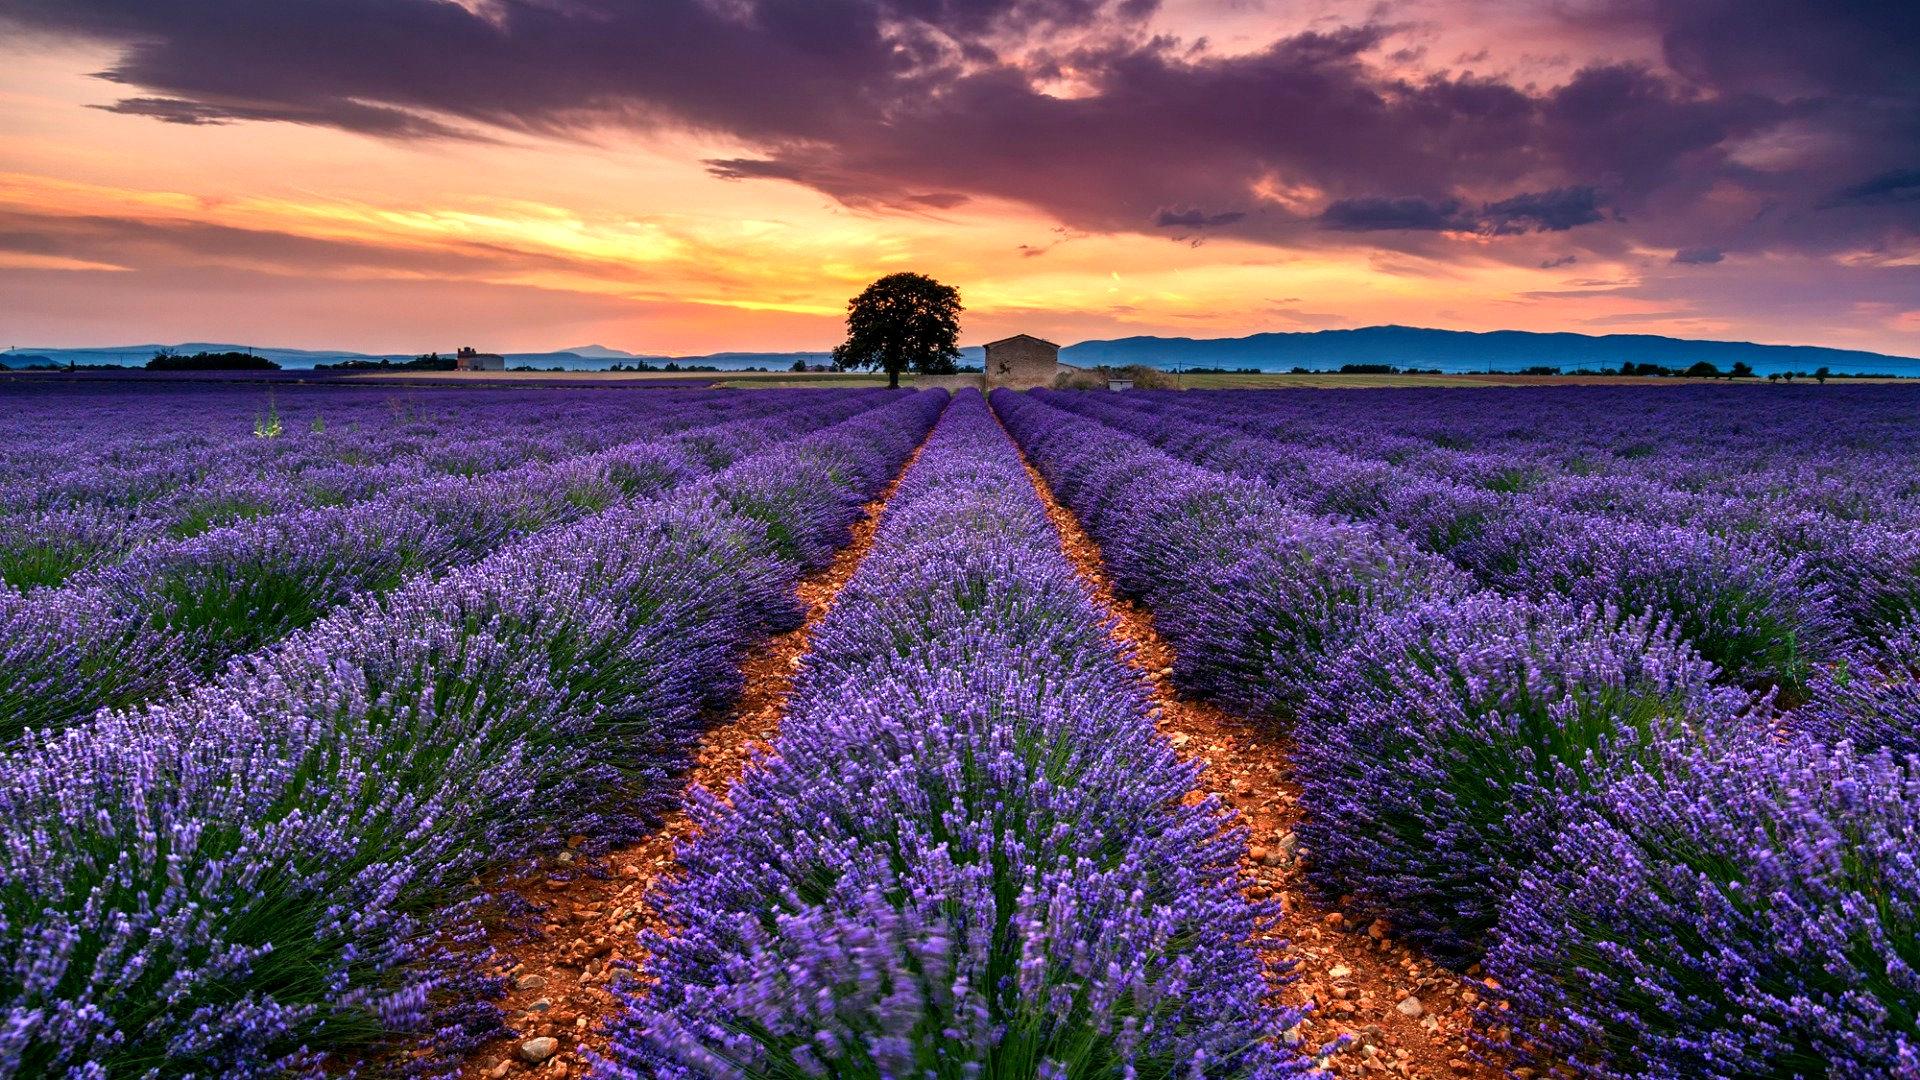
[984,334,1065,390]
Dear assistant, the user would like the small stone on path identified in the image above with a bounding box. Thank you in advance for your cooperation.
[1395,996,1424,1018]
[518,1036,559,1063]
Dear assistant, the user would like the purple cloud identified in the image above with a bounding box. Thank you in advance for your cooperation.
[1155,207,1247,229]
[1481,187,1606,234]
[1672,246,1725,265]
[1320,196,1466,232]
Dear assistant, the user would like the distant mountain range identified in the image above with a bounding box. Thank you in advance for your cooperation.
[1057,326,1920,377]
[7,326,1916,378]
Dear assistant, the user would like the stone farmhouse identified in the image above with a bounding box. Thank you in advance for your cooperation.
[454,346,506,371]
[982,334,1069,390]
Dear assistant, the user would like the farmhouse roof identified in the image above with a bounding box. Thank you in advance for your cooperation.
[983,333,1061,349]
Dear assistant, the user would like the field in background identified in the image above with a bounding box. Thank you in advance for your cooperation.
[7,367,1900,391]
[336,368,1904,390]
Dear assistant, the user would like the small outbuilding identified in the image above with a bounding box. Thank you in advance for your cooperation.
[983,333,1064,390]
[1107,378,1134,391]
[454,346,506,371]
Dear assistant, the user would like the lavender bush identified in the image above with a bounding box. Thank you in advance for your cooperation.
[603,392,1312,1079]
[1460,508,1841,690]
[1291,593,1756,955]
[1487,735,1920,1078]
[992,388,1463,718]
[0,392,943,1077]
[0,506,163,589]
[1033,389,1846,692]
[1798,619,1920,755]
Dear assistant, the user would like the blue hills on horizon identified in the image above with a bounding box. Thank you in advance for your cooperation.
[6,325,1916,378]
[1058,326,1920,377]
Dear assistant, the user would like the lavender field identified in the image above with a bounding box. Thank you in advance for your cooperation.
[2,380,1915,1079]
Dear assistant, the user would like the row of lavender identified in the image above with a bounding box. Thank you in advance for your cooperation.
[994,388,1917,1079]
[0,390,946,1078]
[1096,385,1920,549]
[1035,387,1920,692]
[1086,387,1920,607]
[0,386,774,589]
[1157,384,1920,524]
[1074,386,1920,530]
[602,391,1316,1078]
[0,381,713,493]
[0,389,893,738]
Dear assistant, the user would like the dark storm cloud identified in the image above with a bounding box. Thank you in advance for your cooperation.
[1318,187,1602,234]
[1320,196,1465,232]
[1481,187,1605,234]
[1154,208,1246,229]
[1824,170,1920,208]
[1671,246,1724,265]
[1538,64,1778,200]
[1645,0,1919,100]
[2,0,1914,263]
[1586,0,1920,256]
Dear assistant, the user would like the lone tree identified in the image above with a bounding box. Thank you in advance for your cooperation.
[831,272,962,388]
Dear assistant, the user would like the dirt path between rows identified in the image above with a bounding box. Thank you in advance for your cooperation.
[452,429,935,1080]
[999,415,1504,1080]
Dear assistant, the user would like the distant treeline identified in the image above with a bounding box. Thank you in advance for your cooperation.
[1325,363,1448,375]
[608,359,722,372]
[1613,361,1890,381]
[315,353,456,371]
[0,354,61,371]
[146,350,280,371]
[1,354,139,371]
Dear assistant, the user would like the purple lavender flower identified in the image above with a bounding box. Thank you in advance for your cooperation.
[992,388,1465,717]
[1487,735,1920,1078]
[1798,619,1920,755]
[1292,592,1758,956]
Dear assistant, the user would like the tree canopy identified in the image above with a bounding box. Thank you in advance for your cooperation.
[146,350,280,371]
[830,272,962,388]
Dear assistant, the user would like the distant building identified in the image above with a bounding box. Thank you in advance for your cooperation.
[983,333,1066,390]
[454,346,505,371]
[1107,378,1134,391]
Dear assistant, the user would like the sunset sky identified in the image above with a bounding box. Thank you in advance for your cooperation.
[0,0,1915,356]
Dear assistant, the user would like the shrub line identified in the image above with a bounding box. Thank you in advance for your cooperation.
[445,400,946,1078]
